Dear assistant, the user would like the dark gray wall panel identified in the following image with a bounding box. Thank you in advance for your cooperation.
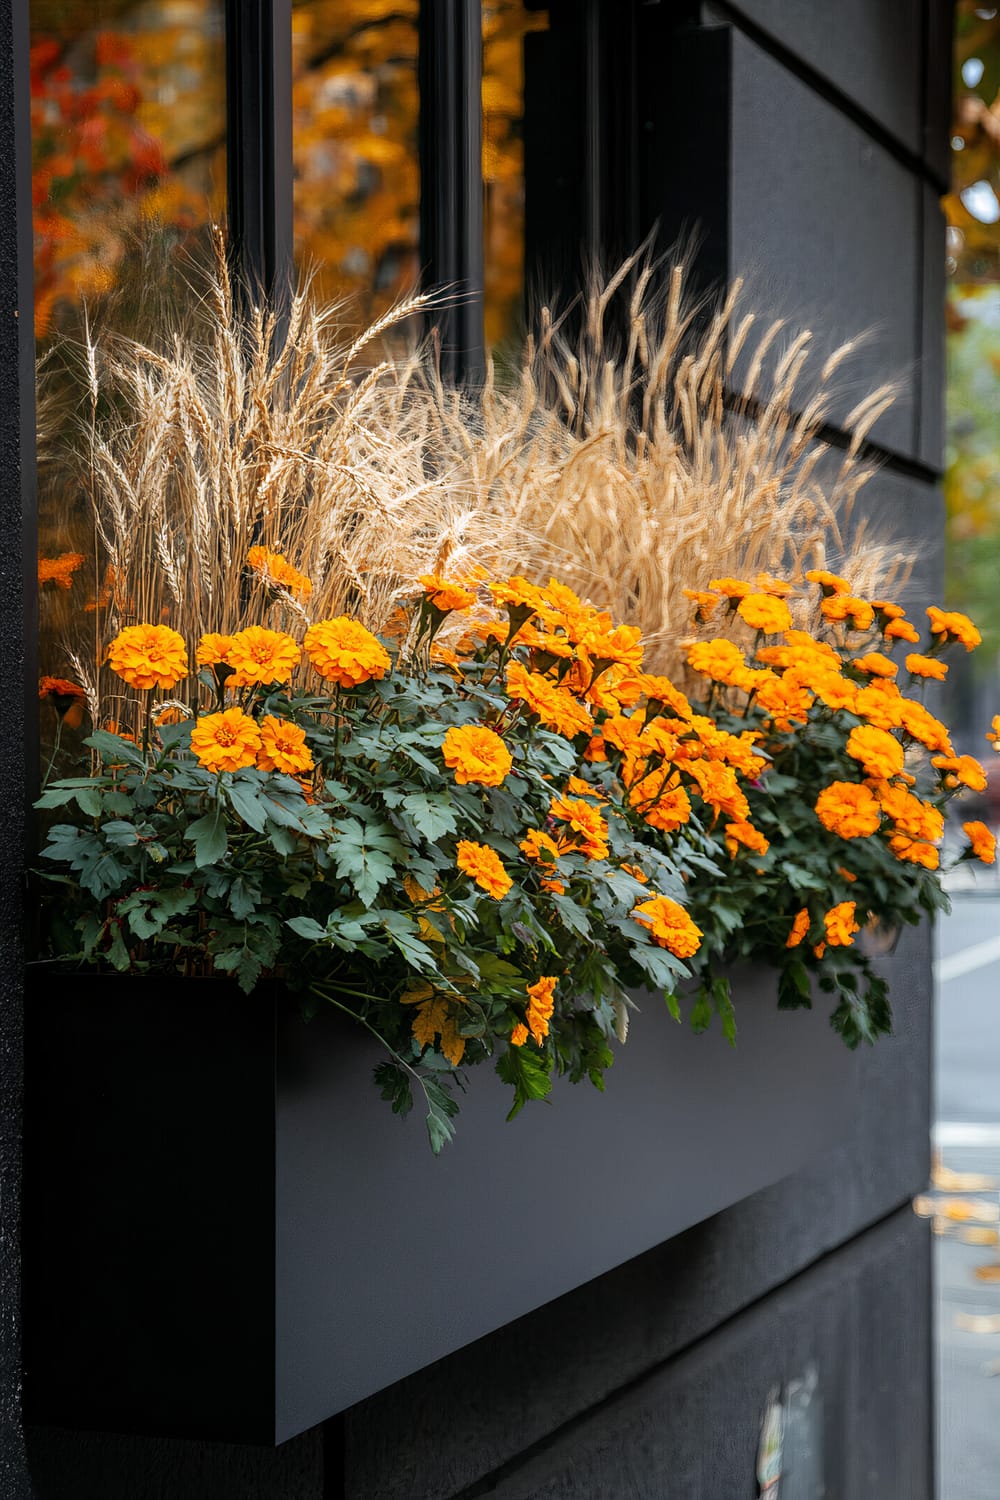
[343,921,932,1500]
[709,0,925,160]
[729,29,922,460]
[24,1426,325,1500]
[921,185,947,472]
[482,1207,932,1500]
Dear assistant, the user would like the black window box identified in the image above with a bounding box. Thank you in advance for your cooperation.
[22,966,854,1445]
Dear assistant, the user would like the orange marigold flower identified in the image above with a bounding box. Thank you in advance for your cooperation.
[549,794,610,859]
[686,638,753,687]
[38,551,85,590]
[931,754,988,793]
[620,862,649,884]
[803,670,859,715]
[584,734,607,762]
[986,714,1000,749]
[884,617,921,644]
[806,569,851,595]
[876,783,944,842]
[455,840,512,899]
[824,901,860,947]
[631,895,703,958]
[815,781,881,838]
[964,821,997,865]
[196,633,235,668]
[488,575,547,615]
[442,724,512,787]
[108,624,189,691]
[227,626,301,687]
[683,589,722,622]
[190,707,262,773]
[853,652,898,679]
[855,680,905,730]
[628,769,693,833]
[523,976,557,1044]
[820,594,875,631]
[870,600,905,621]
[419,573,477,611]
[510,1023,530,1047]
[38,676,85,711]
[505,661,594,738]
[846,724,905,780]
[899,699,953,755]
[737,592,793,634]
[708,576,753,599]
[754,572,795,597]
[257,715,314,776]
[926,606,982,651]
[754,674,813,729]
[246,545,312,599]
[520,827,565,866]
[686,759,750,821]
[786,908,810,947]
[304,617,391,687]
[888,834,940,869]
[724,820,770,856]
[632,673,693,719]
[906,653,947,680]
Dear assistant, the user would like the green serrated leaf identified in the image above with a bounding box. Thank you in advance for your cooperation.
[186,805,228,867]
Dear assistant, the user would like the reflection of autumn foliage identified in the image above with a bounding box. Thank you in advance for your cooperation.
[31,6,226,337]
[483,2,547,346]
[291,0,420,313]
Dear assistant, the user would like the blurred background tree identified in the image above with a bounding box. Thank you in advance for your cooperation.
[946,3,1000,681]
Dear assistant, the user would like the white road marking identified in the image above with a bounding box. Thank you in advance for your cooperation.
[934,1121,1000,1148]
[935,935,1000,984]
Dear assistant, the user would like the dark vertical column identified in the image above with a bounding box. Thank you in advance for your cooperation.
[419,0,484,383]
[225,0,295,300]
[0,0,34,1490]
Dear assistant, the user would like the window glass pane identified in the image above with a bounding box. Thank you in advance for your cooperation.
[482,0,548,348]
[32,0,226,776]
[292,0,420,314]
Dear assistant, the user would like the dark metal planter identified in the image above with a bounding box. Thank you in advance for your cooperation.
[22,966,855,1446]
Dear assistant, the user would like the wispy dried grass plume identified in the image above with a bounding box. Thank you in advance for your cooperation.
[38,236,912,723]
[423,254,909,676]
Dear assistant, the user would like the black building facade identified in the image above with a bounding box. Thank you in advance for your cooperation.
[0,2,949,1495]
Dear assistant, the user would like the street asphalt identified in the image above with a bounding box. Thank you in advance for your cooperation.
[933,886,1000,1500]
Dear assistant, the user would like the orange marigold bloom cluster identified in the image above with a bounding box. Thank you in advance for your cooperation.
[687,758,751,821]
[627,768,693,833]
[38,552,85,590]
[257,715,314,776]
[898,699,953,755]
[708,576,753,599]
[227,627,301,687]
[455,840,512,899]
[824,902,860,947]
[246,545,312,599]
[548,794,610,859]
[725,820,770,857]
[505,661,594,738]
[304,617,391,688]
[442,724,512,787]
[683,589,721,622]
[631,895,703,958]
[964,821,997,865]
[190,707,262,772]
[931,754,987,792]
[108,624,189,691]
[687,638,759,691]
[905,653,947,680]
[820,594,875,631]
[845,724,904,780]
[852,652,897,679]
[884,617,921,644]
[926,606,981,651]
[805,569,851,595]
[38,675,85,708]
[419,573,477,611]
[196,633,235,668]
[876,783,944,843]
[888,834,939,869]
[786,908,811,948]
[987,714,1000,750]
[737,592,793,634]
[511,976,558,1047]
[815,781,881,839]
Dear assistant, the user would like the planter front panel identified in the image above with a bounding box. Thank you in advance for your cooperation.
[273,975,854,1438]
[23,969,855,1444]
